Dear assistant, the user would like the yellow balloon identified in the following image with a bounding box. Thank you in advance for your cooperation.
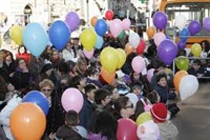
[100,47,119,74]
[191,43,202,57]
[136,112,152,126]
[9,25,23,45]
[116,48,126,69]
[80,28,97,51]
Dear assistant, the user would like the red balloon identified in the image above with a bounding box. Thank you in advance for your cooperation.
[105,10,114,20]
[117,118,138,140]
[136,39,146,54]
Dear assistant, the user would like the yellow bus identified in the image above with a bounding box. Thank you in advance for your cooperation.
[159,0,210,47]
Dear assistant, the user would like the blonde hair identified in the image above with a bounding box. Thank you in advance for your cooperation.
[39,79,55,90]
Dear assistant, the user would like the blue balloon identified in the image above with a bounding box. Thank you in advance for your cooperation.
[23,90,49,116]
[95,19,108,37]
[95,35,104,49]
[23,23,48,57]
[49,20,71,50]
[179,28,190,42]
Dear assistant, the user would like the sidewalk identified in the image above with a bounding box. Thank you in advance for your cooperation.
[172,83,210,140]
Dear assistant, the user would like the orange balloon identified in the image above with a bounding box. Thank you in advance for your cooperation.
[90,16,98,27]
[173,70,188,92]
[125,43,135,55]
[101,67,116,85]
[10,103,46,140]
[146,27,156,39]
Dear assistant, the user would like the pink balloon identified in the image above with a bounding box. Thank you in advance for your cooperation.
[110,19,123,38]
[132,56,146,73]
[154,32,166,47]
[147,68,155,83]
[83,49,94,59]
[61,88,84,113]
[122,18,131,30]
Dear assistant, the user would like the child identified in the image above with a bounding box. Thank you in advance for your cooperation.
[131,81,144,100]
[150,103,179,140]
[116,70,130,95]
[51,110,84,140]
[188,59,205,78]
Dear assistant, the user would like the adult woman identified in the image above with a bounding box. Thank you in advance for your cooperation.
[113,96,135,120]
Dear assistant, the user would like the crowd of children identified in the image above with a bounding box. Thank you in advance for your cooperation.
[0,34,199,140]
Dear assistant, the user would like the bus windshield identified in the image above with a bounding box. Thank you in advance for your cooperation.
[165,2,210,36]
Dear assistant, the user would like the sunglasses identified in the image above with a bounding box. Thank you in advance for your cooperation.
[125,103,134,109]
[42,89,52,92]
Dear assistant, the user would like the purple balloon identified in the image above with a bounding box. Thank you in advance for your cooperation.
[65,12,80,32]
[203,17,210,31]
[158,39,178,65]
[177,41,186,50]
[153,12,168,30]
[188,20,201,36]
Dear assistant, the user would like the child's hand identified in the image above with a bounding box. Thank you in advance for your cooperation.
[48,132,56,140]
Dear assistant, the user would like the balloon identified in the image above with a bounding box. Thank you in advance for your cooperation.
[125,93,138,109]
[136,39,146,54]
[179,75,199,101]
[132,56,146,73]
[177,41,186,50]
[110,19,123,38]
[22,90,49,116]
[157,39,178,65]
[105,10,114,20]
[129,32,140,48]
[100,47,119,74]
[76,125,87,138]
[191,43,202,57]
[90,16,98,27]
[125,43,134,55]
[10,103,46,140]
[83,48,94,59]
[122,18,131,30]
[117,118,138,140]
[188,20,201,36]
[9,25,23,45]
[175,14,187,30]
[179,28,190,42]
[116,48,126,69]
[136,112,152,126]
[80,28,97,51]
[61,88,84,113]
[154,32,166,47]
[147,68,155,83]
[23,23,48,57]
[94,19,108,37]
[203,17,210,31]
[166,35,171,40]
[49,20,71,51]
[65,12,80,32]
[173,70,188,92]
[95,35,104,49]
[101,67,116,85]
[153,12,168,30]
[175,56,189,71]
[118,31,125,41]
[146,26,156,39]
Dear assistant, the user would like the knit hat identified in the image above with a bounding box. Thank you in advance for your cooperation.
[150,103,167,122]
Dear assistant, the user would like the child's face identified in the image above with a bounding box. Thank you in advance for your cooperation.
[133,87,142,95]
[111,88,120,100]
[7,83,15,92]
[192,63,200,71]
[133,72,140,80]
[158,77,167,87]
[87,89,96,101]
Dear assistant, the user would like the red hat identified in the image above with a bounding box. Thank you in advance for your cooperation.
[150,103,167,122]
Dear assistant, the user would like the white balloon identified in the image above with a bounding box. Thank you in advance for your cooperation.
[179,75,199,101]
[175,14,187,30]
[153,32,166,47]
[126,93,139,109]
[129,32,140,48]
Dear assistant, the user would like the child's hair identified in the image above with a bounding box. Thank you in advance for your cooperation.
[65,110,79,127]
[193,59,201,66]
[103,85,115,94]
[134,99,148,120]
[94,89,110,105]
[85,84,96,94]
[156,73,167,83]
[85,66,99,77]
[146,90,159,104]
[69,75,82,88]
[114,96,130,113]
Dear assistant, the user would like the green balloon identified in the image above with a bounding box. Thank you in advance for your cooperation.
[118,31,125,41]
[175,56,189,71]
